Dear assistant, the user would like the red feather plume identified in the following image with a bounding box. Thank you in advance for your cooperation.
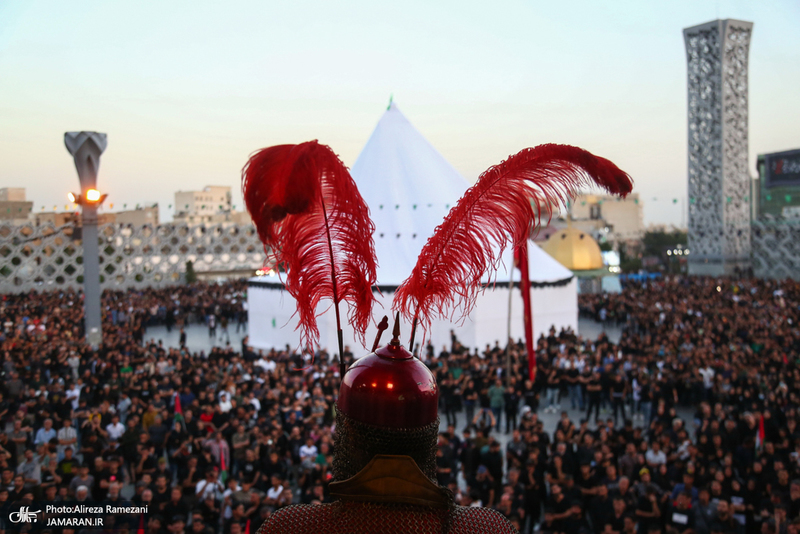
[393,144,633,338]
[242,141,378,348]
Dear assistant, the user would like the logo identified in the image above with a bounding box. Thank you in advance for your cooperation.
[10,506,42,523]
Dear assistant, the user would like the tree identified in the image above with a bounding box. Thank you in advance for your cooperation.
[619,242,642,273]
[185,260,197,284]
[642,230,687,257]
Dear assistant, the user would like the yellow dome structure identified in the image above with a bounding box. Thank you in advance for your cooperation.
[542,227,604,272]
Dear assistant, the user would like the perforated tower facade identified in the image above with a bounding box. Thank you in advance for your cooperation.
[684,19,753,276]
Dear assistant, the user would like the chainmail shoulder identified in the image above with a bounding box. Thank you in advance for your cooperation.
[257,501,519,534]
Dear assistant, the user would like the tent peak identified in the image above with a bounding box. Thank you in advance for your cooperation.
[350,103,469,285]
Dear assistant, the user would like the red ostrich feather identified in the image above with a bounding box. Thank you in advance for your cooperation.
[242,141,378,350]
[393,144,633,342]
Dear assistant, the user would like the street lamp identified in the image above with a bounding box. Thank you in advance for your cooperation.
[67,188,107,206]
[64,132,108,350]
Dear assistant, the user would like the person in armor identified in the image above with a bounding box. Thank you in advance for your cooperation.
[258,317,518,533]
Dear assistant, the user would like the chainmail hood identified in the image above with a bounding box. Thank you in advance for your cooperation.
[332,406,440,483]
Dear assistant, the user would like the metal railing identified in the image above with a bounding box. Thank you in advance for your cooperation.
[0,221,267,293]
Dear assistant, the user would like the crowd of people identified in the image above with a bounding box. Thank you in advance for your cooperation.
[0,275,799,534]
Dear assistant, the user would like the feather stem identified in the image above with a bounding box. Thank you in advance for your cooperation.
[408,314,419,356]
[320,197,346,378]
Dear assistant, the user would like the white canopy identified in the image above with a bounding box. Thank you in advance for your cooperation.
[351,103,572,288]
[247,104,577,353]
[351,103,469,285]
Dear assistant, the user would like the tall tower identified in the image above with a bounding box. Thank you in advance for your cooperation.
[684,19,753,276]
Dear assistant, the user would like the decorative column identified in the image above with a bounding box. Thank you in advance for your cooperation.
[65,132,107,350]
[684,19,753,276]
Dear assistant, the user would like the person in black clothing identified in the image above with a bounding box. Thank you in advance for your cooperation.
[504,385,520,434]
[8,474,26,502]
[665,492,695,534]
[165,308,175,333]
[177,455,203,498]
[238,448,260,485]
[435,444,454,487]
[653,372,678,410]
[610,372,627,427]
[151,473,172,512]
[440,377,458,427]
[469,466,493,508]
[588,484,614,534]
[638,374,653,423]
[460,431,479,484]
[600,364,614,415]
[522,379,538,413]
[635,487,661,534]
[575,462,599,499]
[585,370,603,424]
[562,500,590,534]
[482,440,505,499]
[57,447,78,486]
[543,483,572,534]
[555,412,576,443]
[462,380,478,425]
[566,357,583,411]
[523,457,542,529]
[162,486,190,524]
[606,496,628,533]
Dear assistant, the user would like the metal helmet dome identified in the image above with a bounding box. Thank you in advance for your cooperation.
[337,315,438,428]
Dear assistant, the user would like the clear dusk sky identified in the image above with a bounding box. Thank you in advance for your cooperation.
[1,0,798,227]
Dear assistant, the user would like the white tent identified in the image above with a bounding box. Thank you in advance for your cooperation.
[248,104,577,354]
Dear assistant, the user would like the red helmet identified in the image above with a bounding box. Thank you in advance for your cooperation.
[338,317,438,428]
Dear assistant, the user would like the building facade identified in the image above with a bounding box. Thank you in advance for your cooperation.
[0,188,34,223]
[569,193,644,243]
[753,148,800,219]
[115,206,159,226]
[174,185,232,219]
[750,148,800,279]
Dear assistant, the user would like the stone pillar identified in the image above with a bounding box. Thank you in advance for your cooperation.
[65,131,107,350]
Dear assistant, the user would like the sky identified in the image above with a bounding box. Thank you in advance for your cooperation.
[1,0,798,228]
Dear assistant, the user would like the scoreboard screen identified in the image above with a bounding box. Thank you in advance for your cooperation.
[765,148,800,189]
